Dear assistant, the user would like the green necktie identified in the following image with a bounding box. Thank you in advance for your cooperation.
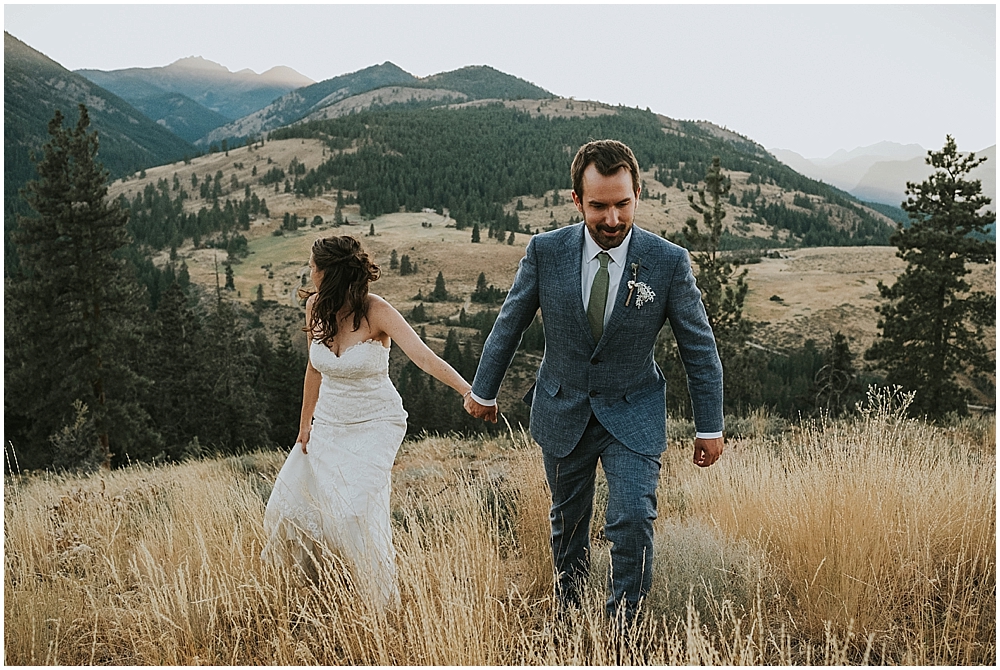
[587,252,610,342]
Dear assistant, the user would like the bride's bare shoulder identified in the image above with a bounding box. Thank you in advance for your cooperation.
[366,294,404,324]
[367,293,395,312]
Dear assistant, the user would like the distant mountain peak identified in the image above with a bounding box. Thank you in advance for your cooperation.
[814,141,926,166]
[260,65,314,86]
[168,56,230,72]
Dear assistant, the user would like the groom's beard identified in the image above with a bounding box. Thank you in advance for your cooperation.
[585,217,631,249]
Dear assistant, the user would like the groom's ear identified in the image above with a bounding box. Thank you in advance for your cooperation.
[571,189,583,212]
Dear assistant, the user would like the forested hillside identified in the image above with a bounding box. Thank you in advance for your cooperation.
[4,32,193,262]
[197,62,420,147]
[418,65,551,100]
[271,104,894,246]
[117,92,231,144]
[198,63,554,149]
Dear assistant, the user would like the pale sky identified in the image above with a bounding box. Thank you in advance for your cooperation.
[4,2,996,158]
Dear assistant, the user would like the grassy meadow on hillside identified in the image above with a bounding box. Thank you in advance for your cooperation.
[4,389,994,665]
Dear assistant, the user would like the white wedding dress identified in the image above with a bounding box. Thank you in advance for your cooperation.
[261,339,407,607]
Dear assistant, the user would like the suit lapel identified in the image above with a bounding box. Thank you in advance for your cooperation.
[597,226,652,350]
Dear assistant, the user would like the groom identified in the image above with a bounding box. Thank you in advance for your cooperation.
[465,139,724,619]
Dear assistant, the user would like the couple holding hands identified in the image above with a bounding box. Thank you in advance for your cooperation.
[261,139,724,622]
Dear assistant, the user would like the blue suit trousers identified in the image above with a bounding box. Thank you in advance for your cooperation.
[543,413,660,618]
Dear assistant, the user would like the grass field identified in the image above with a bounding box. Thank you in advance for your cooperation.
[4,388,994,665]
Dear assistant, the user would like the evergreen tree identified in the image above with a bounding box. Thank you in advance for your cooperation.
[471,272,506,304]
[224,264,235,291]
[5,105,159,471]
[471,223,481,243]
[188,300,270,452]
[178,260,191,288]
[431,271,448,301]
[145,282,202,458]
[812,332,863,417]
[410,303,428,322]
[682,156,757,413]
[865,136,995,419]
[250,329,307,448]
[442,329,462,367]
[390,249,399,270]
[399,254,413,275]
[369,222,375,237]
[254,283,266,312]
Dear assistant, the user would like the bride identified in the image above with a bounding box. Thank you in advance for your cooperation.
[261,235,472,607]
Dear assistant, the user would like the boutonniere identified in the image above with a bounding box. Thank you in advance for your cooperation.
[625,261,655,309]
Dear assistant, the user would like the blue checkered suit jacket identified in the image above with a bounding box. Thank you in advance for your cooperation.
[472,223,723,458]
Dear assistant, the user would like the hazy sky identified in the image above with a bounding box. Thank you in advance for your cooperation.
[4,2,995,158]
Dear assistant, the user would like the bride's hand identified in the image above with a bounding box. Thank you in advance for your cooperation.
[295,428,311,454]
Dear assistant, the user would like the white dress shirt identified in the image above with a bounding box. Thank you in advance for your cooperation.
[472,226,722,441]
[581,226,631,329]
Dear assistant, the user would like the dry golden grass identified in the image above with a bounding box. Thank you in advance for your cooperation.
[4,390,994,665]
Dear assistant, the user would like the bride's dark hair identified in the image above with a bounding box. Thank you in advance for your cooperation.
[301,236,380,347]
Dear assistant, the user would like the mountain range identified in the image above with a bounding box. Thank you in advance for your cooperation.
[76,56,314,141]
[3,31,193,221]
[5,29,993,258]
[196,62,552,148]
[772,142,996,209]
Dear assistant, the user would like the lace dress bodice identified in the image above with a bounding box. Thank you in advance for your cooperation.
[310,339,406,427]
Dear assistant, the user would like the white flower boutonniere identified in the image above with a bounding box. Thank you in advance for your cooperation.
[624,261,656,309]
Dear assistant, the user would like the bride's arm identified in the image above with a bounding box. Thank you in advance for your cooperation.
[368,295,472,398]
[296,296,322,453]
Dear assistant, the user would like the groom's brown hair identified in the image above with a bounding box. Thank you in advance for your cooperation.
[571,140,641,198]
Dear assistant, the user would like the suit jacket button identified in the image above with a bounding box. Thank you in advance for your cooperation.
[589,390,598,397]
[590,358,599,364]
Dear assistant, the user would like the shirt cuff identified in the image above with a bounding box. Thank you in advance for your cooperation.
[696,431,723,440]
[470,392,496,407]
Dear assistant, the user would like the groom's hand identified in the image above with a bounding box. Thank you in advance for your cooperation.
[464,394,498,423]
[693,436,724,468]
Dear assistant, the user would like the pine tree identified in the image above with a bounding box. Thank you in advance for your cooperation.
[390,249,399,270]
[410,303,428,322]
[250,329,306,448]
[431,271,448,301]
[812,332,863,417]
[189,300,271,452]
[5,105,159,470]
[399,254,413,275]
[471,223,481,243]
[254,283,266,312]
[224,264,235,291]
[865,136,995,419]
[146,282,202,458]
[442,329,462,366]
[682,156,758,413]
